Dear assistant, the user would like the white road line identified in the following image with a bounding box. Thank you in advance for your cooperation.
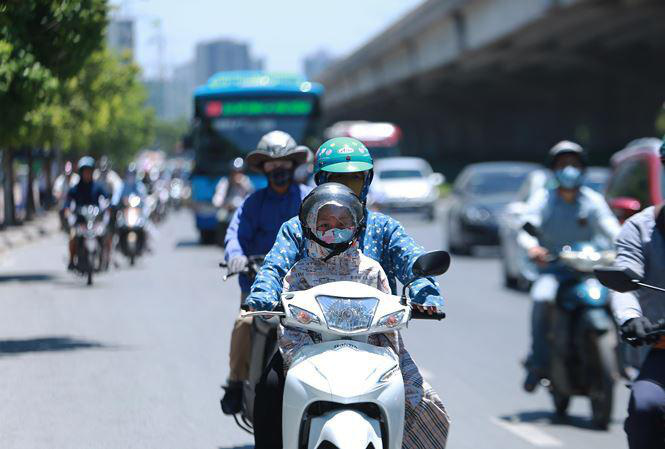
[490,417,563,447]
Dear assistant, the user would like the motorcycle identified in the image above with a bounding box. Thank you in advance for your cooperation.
[239,250,449,448]
[116,194,147,266]
[219,255,270,431]
[71,205,109,286]
[529,238,618,428]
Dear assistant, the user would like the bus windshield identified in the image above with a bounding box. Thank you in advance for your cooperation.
[193,95,318,175]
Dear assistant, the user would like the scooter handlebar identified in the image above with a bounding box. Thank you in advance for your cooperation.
[410,306,446,321]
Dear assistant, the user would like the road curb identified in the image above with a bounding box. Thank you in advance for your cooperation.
[0,213,61,255]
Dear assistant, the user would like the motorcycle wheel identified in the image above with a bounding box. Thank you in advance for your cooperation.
[590,331,617,430]
[551,389,570,417]
[87,267,93,286]
[130,254,135,266]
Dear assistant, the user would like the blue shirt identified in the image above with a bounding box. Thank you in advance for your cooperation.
[225,183,311,292]
[64,181,109,209]
[245,211,443,310]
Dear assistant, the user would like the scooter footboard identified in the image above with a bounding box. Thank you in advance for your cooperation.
[308,410,382,449]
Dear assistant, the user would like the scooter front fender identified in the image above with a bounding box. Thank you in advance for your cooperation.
[308,409,382,449]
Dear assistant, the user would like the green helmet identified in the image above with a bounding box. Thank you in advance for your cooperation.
[313,137,373,180]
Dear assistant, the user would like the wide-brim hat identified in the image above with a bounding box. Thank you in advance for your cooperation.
[245,145,311,173]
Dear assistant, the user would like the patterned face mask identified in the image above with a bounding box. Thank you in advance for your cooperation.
[315,227,355,245]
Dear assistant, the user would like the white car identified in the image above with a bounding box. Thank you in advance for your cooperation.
[368,157,444,220]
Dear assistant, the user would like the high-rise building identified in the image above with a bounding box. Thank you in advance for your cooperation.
[166,62,196,119]
[194,39,263,85]
[107,18,135,56]
[303,49,335,80]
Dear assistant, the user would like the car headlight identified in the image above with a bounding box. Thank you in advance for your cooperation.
[316,296,379,332]
[288,305,320,325]
[464,206,492,223]
[376,310,405,328]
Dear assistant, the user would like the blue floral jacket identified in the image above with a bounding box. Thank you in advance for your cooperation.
[245,211,444,311]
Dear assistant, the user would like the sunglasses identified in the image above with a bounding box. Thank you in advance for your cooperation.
[263,160,294,172]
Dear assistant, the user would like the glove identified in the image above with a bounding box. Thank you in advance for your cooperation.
[227,255,248,274]
[621,317,659,346]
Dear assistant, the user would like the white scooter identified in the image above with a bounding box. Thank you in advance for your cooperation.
[246,250,450,449]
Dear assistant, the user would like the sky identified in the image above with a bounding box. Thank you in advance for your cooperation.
[111,0,424,79]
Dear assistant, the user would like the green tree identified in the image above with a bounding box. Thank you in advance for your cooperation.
[0,0,107,224]
[153,118,189,155]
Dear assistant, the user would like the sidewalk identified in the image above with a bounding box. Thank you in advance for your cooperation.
[0,212,61,254]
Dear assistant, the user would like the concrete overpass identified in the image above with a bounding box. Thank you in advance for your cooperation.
[317,0,665,172]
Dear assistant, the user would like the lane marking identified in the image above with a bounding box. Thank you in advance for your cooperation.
[490,417,563,447]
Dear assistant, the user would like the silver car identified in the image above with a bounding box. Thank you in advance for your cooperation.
[368,157,444,220]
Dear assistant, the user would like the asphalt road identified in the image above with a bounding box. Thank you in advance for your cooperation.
[0,209,630,449]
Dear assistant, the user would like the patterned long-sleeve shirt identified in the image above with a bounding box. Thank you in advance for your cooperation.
[245,211,443,310]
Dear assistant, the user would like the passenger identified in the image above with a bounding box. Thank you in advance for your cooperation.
[279,183,451,448]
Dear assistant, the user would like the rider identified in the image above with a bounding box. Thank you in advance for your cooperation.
[279,182,450,448]
[53,161,80,230]
[611,138,665,448]
[220,131,311,414]
[212,157,254,211]
[96,156,123,202]
[518,140,620,392]
[62,156,110,270]
[249,137,447,448]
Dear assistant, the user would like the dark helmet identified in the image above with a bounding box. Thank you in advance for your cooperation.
[660,136,665,161]
[245,131,311,173]
[547,140,587,168]
[299,183,365,259]
[77,156,95,173]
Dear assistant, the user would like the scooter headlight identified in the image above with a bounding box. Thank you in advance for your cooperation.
[288,305,320,325]
[376,310,405,328]
[315,296,379,333]
[379,364,400,383]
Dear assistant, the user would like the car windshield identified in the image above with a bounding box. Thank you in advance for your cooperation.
[466,170,530,195]
[378,169,423,180]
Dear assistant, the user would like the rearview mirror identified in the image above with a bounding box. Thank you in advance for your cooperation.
[594,266,640,292]
[522,222,539,237]
[412,250,451,278]
[429,173,445,186]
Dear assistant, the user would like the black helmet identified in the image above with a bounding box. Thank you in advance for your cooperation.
[299,183,365,260]
[245,130,311,173]
[547,140,587,168]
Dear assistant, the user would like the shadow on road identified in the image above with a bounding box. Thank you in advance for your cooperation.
[175,240,204,248]
[500,410,620,431]
[218,446,253,449]
[0,336,108,356]
[0,272,57,283]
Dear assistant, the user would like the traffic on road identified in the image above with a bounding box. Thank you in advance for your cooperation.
[2,2,665,449]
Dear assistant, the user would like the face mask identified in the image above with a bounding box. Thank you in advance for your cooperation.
[554,165,584,189]
[315,227,354,245]
[267,168,293,187]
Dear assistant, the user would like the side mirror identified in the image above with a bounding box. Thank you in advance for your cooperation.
[609,197,641,222]
[429,173,445,186]
[412,250,451,278]
[594,266,641,292]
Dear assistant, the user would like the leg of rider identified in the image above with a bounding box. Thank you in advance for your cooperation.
[222,292,252,414]
[253,351,284,449]
[526,301,551,383]
[625,349,665,449]
[68,236,76,268]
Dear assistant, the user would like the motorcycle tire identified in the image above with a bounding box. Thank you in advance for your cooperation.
[551,389,570,417]
[130,254,135,266]
[87,268,93,286]
[590,330,617,430]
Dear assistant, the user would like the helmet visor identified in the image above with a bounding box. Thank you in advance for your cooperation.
[306,200,359,245]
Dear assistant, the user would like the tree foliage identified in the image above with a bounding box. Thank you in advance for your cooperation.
[0,0,108,144]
